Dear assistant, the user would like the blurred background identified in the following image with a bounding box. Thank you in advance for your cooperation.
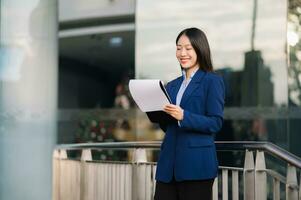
[1,0,301,199]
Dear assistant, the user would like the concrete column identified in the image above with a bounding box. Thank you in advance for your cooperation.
[0,0,58,200]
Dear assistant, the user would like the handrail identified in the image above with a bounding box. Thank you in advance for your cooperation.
[214,141,301,168]
[56,141,301,168]
[56,141,161,150]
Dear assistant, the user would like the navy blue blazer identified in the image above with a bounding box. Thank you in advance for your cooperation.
[155,69,225,183]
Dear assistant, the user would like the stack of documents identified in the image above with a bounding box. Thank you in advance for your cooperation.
[129,80,176,123]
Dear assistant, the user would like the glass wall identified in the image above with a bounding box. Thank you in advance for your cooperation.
[288,0,301,156]
[57,0,301,157]
[57,0,137,144]
[136,0,292,151]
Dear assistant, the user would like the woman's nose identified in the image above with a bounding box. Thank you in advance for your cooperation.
[180,49,187,56]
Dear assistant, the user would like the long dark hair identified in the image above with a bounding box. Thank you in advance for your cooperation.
[176,27,213,72]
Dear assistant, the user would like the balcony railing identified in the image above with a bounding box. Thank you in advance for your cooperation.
[53,141,301,200]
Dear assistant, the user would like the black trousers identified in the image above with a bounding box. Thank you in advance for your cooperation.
[154,178,214,200]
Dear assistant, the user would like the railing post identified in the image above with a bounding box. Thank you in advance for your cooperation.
[286,164,298,200]
[58,150,67,200]
[125,164,133,200]
[212,177,218,200]
[232,170,239,200]
[145,164,153,200]
[60,149,68,159]
[222,169,228,200]
[132,148,147,200]
[132,148,147,163]
[299,172,301,200]
[152,165,157,198]
[255,150,267,200]
[52,150,60,200]
[80,149,92,200]
[273,178,280,200]
[244,150,255,200]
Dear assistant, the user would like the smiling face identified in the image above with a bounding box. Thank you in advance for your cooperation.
[176,34,199,72]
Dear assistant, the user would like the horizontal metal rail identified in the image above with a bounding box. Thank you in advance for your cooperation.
[56,141,301,168]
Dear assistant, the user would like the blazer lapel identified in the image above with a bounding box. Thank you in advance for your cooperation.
[170,77,183,104]
[180,69,207,107]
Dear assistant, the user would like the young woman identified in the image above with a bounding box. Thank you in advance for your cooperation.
[154,28,225,200]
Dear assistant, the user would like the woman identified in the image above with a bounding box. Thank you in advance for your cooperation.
[154,28,225,200]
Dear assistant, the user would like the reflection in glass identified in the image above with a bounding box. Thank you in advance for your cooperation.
[136,0,288,146]
[288,0,301,156]
[58,22,136,143]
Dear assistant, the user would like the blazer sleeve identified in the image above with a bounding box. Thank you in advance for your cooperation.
[180,76,225,134]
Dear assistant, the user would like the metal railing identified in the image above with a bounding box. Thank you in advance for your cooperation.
[53,141,301,200]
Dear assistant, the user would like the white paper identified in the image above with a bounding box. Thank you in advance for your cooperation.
[129,79,170,112]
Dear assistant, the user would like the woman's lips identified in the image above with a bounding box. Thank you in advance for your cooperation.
[180,58,190,64]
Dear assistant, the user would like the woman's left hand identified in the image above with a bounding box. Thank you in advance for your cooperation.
[163,104,184,121]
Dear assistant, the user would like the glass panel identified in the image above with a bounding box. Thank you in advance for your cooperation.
[58,1,136,143]
[288,0,301,156]
[136,0,288,145]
